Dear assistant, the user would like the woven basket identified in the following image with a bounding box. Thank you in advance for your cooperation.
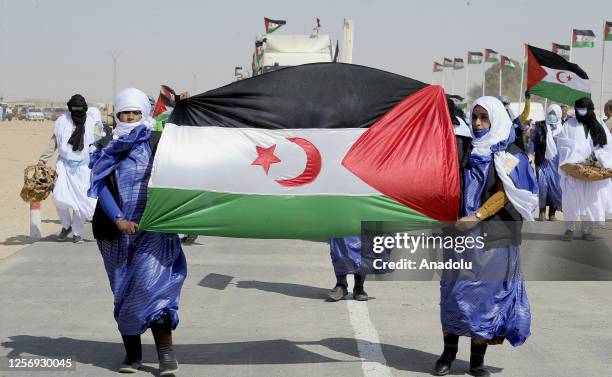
[19,164,57,202]
[560,163,612,181]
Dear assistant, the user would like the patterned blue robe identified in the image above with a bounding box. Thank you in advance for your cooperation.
[440,145,536,346]
[89,125,187,335]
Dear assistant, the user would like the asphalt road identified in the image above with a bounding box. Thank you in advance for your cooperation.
[1,222,611,377]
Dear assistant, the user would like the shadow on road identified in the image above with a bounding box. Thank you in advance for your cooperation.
[1,234,56,246]
[2,335,504,375]
[235,280,331,300]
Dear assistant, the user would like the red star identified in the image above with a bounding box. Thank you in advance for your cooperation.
[566,74,572,81]
[252,144,281,174]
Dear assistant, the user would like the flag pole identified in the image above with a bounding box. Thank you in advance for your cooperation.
[499,62,502,96]
[569,28,573,62]
[519,44,526,108]
[482,54,486,96]
[451,66,456,94]
[600,20,606,116]
[442,67,446,91]
[465,62,469,101]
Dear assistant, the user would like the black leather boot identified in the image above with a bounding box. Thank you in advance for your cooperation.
[433,333,458,376]
[468,340,490,377]
[118,335,142,373]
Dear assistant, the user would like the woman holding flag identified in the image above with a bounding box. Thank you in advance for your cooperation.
[88,88,187,375]
[434,97,538,377]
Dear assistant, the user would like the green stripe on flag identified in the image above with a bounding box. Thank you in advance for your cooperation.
[572,41,595,48]
[529,81,590,105]
[139,188,440,238]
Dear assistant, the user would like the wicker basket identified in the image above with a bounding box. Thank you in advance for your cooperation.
[19,164,57,202]
[560,163,612,181]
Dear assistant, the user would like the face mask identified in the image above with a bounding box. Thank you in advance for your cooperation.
[576,108,587,116]
[546,114,558,125]
[473,128,490,139]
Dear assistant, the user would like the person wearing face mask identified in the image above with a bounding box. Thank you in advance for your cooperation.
[38,94,97,243]
[88,88,187,375]
[556,97,612,241]
[529,104,563,221]
[433,97,538,377]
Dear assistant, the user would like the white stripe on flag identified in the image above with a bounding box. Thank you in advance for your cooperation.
[150,124,380,196]
[542,67,590,93]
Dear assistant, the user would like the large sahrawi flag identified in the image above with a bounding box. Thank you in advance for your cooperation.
[527,44,590,105]
[139,63,459,239]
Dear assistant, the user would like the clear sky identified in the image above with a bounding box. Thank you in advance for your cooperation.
[0,0,610,107]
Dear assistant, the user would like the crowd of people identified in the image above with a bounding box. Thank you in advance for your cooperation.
[33,84,612,376]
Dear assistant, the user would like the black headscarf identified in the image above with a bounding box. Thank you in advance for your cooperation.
[66,94,88,151]
[575,97,607,147]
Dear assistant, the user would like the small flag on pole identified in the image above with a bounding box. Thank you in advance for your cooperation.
[443,57,453,68]
[572,29,596,48]
[467,51,483,64]
[552,43,571,60]
[453,58,464,70]
[485,49,499,63]
[153,85,176,118]
[500,55,516,69]
[433,62,443,72]
[605,21,612,41]
[255,40,265,62]
[264,17,286,33]
[152,85,177,130]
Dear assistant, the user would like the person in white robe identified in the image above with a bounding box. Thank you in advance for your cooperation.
[38,94,97,243]
[556,97,612,241]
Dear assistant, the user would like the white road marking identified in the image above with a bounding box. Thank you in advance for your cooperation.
[347,300,393,377]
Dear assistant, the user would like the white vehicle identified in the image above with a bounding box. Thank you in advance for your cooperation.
[25,108,45,121]
[252,33,333,76]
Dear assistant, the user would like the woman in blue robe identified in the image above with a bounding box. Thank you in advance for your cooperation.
[529,104,563,221]
[88,88,186,375]
[433,97,538,377]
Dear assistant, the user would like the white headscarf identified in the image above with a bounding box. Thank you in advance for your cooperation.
[544,104,562,160]
[470,96,512,157]
[112,88,154,139]
[470,96,539,220]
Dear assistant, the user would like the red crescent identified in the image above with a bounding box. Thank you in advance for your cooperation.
[556,71,568,83]
[275,137,322,187]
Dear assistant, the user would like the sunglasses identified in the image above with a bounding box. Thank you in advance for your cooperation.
[119,110,142,116]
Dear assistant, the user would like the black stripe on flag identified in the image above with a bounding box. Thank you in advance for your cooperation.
[170,63,428,129]
[528,45,588,79]
[574,29,595,37]
[552,43,570,51]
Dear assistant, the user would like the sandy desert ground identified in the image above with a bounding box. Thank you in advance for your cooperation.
[0,120,61,258]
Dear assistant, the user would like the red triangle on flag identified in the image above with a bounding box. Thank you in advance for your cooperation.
[342,85,460,222]
[526,47,547,90]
